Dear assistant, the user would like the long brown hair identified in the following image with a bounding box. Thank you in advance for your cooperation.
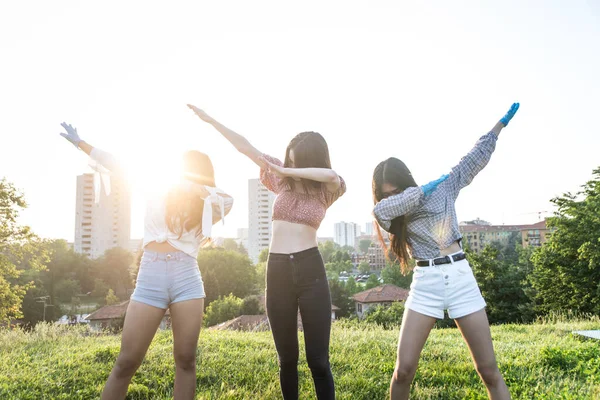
[372,157,417,274]
[283,131,332,193]
[165,150,215,238]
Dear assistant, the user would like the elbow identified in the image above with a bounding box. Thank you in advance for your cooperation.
[326,170,340,184]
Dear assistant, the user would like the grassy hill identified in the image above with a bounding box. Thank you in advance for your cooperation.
[1,317,599,399]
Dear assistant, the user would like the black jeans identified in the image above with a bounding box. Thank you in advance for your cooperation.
[266,247,335,400]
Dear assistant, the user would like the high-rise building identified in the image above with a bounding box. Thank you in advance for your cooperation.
[364,221,374,236]
[334,222,361,247]
[248,179,275,263]
[74,173,131,259]
[236,228,249,252]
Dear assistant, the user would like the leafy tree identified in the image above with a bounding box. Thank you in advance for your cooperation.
[328,279,353,318]
[241,295,263,315]
[105,289,119,305]
[54,278,81,303]
[0,178,47,322]
[223,238,248,255]
[358,261,371,274]
[318,241,338,263]
[258,248,269,263]
[381,263,413,289]
[93,247,134,299]
[204,294,243,327]
[198,248,257,306]
[255,262,266,292]
[363,302,405,329]
[345,276,359,295]
[530,168,600,315]
[359,239,372,255]
[365,274,380,290]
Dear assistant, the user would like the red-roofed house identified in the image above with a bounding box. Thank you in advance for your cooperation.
[85,300,171,331]
[352,284,409,319]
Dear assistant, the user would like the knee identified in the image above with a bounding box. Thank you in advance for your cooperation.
[174,351,197,372]
[113,355,141,378]
[391,363,417,386]
[307,355,330,376]
[278,354,298,372]
[476,363,502,386]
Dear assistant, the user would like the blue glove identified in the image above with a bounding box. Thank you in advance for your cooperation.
[59,122,82,148]
[499,102,520,126]
[421,174,449,196]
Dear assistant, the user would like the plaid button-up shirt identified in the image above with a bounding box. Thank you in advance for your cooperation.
[373,131,498,259]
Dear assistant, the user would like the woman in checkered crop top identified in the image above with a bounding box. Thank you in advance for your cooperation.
[188,104,345,400]
[372,103,520,400]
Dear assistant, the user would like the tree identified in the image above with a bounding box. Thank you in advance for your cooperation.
[365,274,380,290]
[345,276,359,295]
[54,279,81,303]
[530,168,600,315]
[381,263,413,289]
[197,248,257,306]
[223,238,248,255]
[204,294,243,327]
[93,247,134,299]
[363,302,405,329]
[0,178,47,322]
[318,241,338,263]
[105,289,119,305]
[359,239,372,255]
[358,261,371,274]
[241,295,263,315]
[258,248,269,263]
[328,279,353,318]
[255,262,266,292]
[468,243,534,324]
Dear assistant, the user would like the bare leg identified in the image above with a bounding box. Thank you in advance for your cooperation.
[169,299,204,400]
[390,308,437,400]
[101,300,166,400]
[455,309,511,400]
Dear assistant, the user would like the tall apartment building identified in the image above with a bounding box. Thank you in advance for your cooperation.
[364,221,374,236]
[248,179,275,263]
[74,173,131,259]
[334,221,361,248]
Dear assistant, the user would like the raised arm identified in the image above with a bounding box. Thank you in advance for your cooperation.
[187,104,267,169]
[373,186,424,232]
[59,122,122,172]
[448,102,519,194]
[261,158,343,192]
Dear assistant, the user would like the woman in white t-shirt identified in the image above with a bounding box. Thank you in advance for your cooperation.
[59,120,233,400]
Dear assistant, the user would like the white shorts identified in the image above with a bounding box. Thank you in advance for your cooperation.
[404,257,486,319]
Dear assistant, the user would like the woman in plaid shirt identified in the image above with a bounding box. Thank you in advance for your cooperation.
[372,103,520,400]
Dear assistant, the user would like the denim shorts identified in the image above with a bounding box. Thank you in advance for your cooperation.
[404,256,486,319]
[131,251,205,309]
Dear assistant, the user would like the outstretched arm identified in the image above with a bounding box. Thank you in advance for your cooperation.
[59,122,121,172]
[262,159,342,192]
[448,102,520,193]
[187,104,267,169]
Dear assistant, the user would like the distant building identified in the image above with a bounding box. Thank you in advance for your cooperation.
[248,179,275,263]
[236,228,249,252]
[353,284,409,319]
[367,238,389,271]
[74,173,130,259]
[364,221,374,236]
[334,221,361,247]
[460,219,551,252]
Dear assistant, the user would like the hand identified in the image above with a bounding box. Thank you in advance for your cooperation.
[263,159,288,178]
[59,122,82,149]
[421,174,449,196]
[187,104,215,124]
[499,102,520,126]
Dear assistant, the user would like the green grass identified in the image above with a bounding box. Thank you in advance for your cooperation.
[1,318,599,399]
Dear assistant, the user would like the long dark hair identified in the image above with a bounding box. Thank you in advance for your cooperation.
[283,131,332,192]
[165,150,215,238]
[372,157,417,274]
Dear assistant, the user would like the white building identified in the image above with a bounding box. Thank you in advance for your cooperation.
[74,173,131,259]
[248,179,275,263]
[334,221,361,247]
[364,221,374,236]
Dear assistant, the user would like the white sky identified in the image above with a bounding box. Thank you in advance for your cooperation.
[1,0,599,241]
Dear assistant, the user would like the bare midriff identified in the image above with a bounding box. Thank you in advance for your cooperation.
[145,241,180,253]
[269,220,318,254]
[439,241,463,257]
